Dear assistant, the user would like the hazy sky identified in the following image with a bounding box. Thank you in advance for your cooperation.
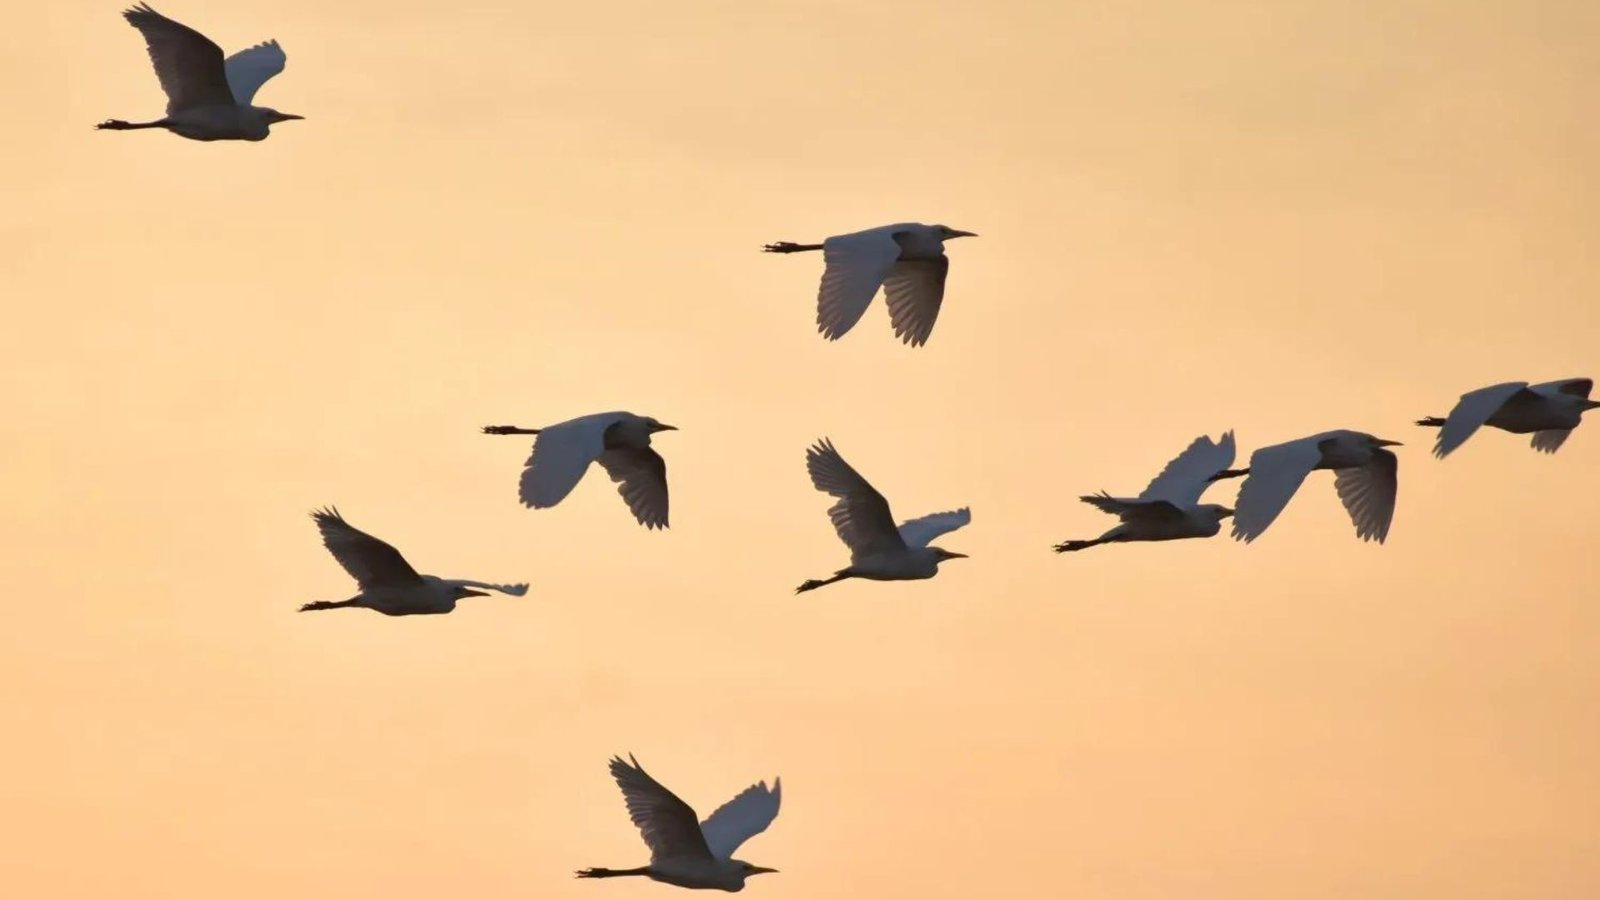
[3,1,1598,898]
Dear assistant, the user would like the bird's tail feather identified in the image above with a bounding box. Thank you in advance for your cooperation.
[299,599,360,612]
[575,867,650,879]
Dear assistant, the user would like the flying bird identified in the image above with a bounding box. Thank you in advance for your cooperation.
[763,222,977,346]
[1054,431,1236,553]
[1416,378,1597,458]
[301,508,527,615]
[97,3,302,141]
[483,412,676,529]
[1218,430,1401,544]
[577,754,780,892]
[796,438,970,593]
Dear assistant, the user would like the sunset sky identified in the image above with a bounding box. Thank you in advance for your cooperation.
[3,1,1598,897]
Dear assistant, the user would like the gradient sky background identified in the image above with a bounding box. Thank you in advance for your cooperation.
[3,1,1598,897]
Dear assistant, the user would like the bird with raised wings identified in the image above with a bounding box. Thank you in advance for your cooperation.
[97,3,302,141]
[577,754,780,892]
[1416,378,1597,458]
[483,412,676,529]
[301,508,527,615]
[763,222,977,347]
[1055,431,1236,553]
[1217,430,1402,544]
[795,438,970,593]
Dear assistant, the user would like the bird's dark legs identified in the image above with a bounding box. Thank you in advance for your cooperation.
[299,599,360,612]
[1208,468,1250,481]
[1415,417,1446,427]
[95,118,166,131]
[795,572,853,593]
[1053,538,1108,553]
[763,242,825,253]
[482,425,541,435]
[575,867,650,879]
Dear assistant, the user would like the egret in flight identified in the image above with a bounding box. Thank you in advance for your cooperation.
[483,412,676,529]
[1416,378,1597,458]
[1054,431,1236,553]
[763,222,977,346]
[97,4,302,141]
[577,754,780,892]
[1218,430,1401,544]
[796,438,970,593]
[301,508,527,615]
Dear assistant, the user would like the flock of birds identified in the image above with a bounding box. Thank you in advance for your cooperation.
[96,3,1597,892]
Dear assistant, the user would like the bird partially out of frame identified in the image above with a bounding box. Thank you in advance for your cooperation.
[764,222,977,347]
[483,411,676,529]
[577,754,780,892]
[301,508,527,616]
[796,438,970,593]
[97,3,302,141]
[1416,378,1597,458]
[1055,431,1236,553]
[1218,430,1402,544]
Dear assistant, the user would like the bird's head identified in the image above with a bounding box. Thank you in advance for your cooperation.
[931,547,969,563]
[732,860,778,880]
[259,108,305,125]
[932,224,977,241]
[644,417,677,434]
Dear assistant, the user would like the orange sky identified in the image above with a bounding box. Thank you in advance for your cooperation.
[2,1,1598,898]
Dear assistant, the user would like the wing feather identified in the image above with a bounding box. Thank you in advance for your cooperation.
[122,3,234,113]
[881,257,948,347]
[700,778,782,861]
[1138,431,1236,506]
[516,413,623,509]
[310,507,424,590]
[606,755,713,864]
[224,39,286,105]
[596,446,670,529]
[815,231,900,341]
[1531,429,1573,453]
[805,439,904,559]
[896,507,971,548]
[1230,437,1324,543]
[1333,449,1398,543]
[1434,382,1530,458]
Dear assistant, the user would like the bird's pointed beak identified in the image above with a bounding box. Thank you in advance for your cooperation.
[461,589,490,598]
[949,229,978,238]
[749,866,778,876]
[652,423,678,432]
[944,551,969,560]
[1218,507,1235,518]
[1375,439,1403,447]
[276,113,305,122]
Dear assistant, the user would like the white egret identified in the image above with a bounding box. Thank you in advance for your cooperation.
[483,412,676,529]
[1218,430,1402,544]
[301,508,527,615]
[577,754,780,892]
[97,4,301,141]
[1054,431,1236,553]
[796,438,970,593]
[763,222,977,347]
[1417,378,1597,458]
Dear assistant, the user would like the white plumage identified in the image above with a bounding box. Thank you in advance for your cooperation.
[1226,430,1402,544]
[1418,378,1597,458]
[1055,431,1237,553]
[484,411,676,529]
[764,222,977,346]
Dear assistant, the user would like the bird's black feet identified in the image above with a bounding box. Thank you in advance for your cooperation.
[95,119,130,130]
[1053,540,1094,553]
[482,424,538,435]
[1207,468,1249,482]
[763,241,821,253]
[1415,417,1446,427]
[795,579,826,593]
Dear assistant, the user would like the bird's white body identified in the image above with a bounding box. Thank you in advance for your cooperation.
[764,222,977,347]
[796,439,970,592]
[1230,429,1401,544]
[484,411,676,529]
[302,508,527,616]
[1421,378,1596,457]
[578,755,781,893]
[160,103,280,141]
[1056,432,1236,553]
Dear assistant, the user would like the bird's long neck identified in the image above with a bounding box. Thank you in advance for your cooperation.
[1415,417,1446,428]
[762,241,825,253]
[483,425,541,435]
[1208,468,1250,481]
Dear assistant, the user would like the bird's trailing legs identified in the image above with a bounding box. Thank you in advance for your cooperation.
[1053,538,1111,553]
[299,599,359,612]
[1415,417,1446,427]
[763,241,824,253]
[482,425,541,435]
[1208,468,1250,481]
[795,572,854,594]
[575,867,650,880]
[96,118,166,131]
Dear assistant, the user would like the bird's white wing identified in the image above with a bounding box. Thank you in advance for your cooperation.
[700,778,782,861]
[1081,493,1184,522]
[448,580,529,596]
[880,256,949,347]
[596,446,670,529]
[224,39,285,105]
[1531,429,1573,453]
[805,439,906,559]
[1529,377,1593,399]
[1333,449,1398,543]
[1434,382,1529,458]
[607,755,714,864]
[311,507,425,590]
[122,3,235,114]
[1138,431,1236,506]
[897,507,971,548]
[1230,437,1325,543]
[517,412,623,509]
[815,230,901,341]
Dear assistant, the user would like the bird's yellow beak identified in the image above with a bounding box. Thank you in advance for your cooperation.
[652,423,678,432]
[1218,507,1235,518]
[748,866,778,875]
[1375,439,1403,447]
[948,229,978,238]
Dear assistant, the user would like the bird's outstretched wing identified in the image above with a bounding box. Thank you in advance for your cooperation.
[1230,436,1325,543]
[1531,429,1573,454]
[606,755,714,864]
[224,39,285,105]
[700,777,782,861]
[310,507,424,590]
[517,412,626,509]
[897,507,971,548]
[1138,431,1236,506]
[596,446,670,529]
[122,3,235,114]
[1434,382,1529,458]
[881,255,949,347]
[1334,449,1398,543]
[447,580,529,596]
[805,439,905,560]
[815,229,902,341]
[1081,492,1184,522]
[1530,377,1593,399]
